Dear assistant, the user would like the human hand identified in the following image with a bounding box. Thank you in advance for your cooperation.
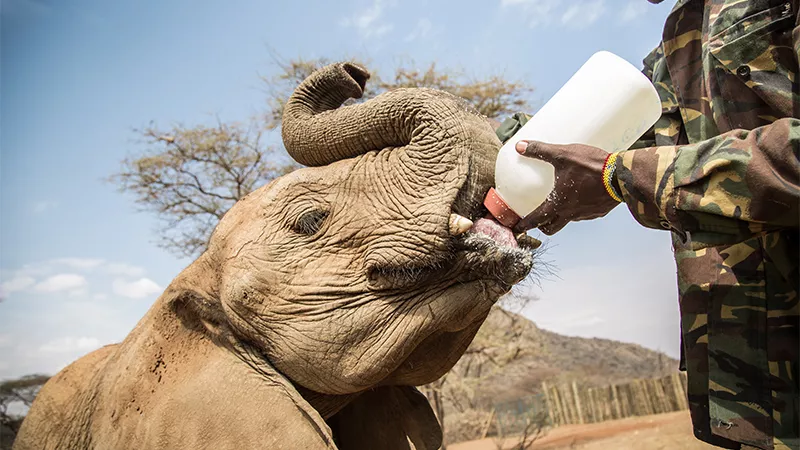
[512,140,621,234]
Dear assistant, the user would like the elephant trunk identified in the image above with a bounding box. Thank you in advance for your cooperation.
[281,62,475,167]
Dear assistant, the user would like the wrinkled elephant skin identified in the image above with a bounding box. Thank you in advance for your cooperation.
[15,63,535,450]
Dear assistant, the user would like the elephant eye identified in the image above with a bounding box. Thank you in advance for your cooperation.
[292,209,329,235]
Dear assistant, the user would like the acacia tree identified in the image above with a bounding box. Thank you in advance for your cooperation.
[112,120,297,257]
[111,56,534,257]
[0,374,50,449]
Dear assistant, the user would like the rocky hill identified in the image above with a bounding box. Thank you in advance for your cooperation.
[434,306,680,443]
[436,306,678,413]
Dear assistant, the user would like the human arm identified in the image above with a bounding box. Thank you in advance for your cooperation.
[614,118,800,248]
[513,118,800,249]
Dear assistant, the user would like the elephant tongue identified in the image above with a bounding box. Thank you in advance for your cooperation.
[471,217,518,248]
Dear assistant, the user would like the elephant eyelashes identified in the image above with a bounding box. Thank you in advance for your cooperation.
[292,209,329,235]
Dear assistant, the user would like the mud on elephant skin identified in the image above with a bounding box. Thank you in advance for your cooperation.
[15,63,536,450]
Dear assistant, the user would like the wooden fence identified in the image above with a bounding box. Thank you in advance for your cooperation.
[540,372,689,426]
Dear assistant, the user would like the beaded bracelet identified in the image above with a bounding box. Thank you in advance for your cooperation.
[602,152,623,202]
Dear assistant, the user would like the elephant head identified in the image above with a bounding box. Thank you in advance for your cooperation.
[190,62,534,398]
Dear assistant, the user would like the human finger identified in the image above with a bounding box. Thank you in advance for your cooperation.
[514,140,564,164]
[512,199,556,233]
[538,217,568,235]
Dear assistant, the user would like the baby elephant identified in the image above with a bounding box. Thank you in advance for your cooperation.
[15,63,535,450]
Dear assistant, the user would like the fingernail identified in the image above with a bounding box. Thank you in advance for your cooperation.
[515,141,527,154]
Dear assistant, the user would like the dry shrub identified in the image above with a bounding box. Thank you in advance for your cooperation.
[444,408,496,444]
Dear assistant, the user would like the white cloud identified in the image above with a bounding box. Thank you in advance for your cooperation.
[68,289,88,298]
[1,259,154,303]
[340,0,396,38]
[14,262,52,278]
[112,278,161,299]
[405,18,432,42]
[104,263,145,277]
[32,200,57,214]
[561,0,605,28]
[500,0,556,9]
[1,275,36,294]
[3,258,146,282]
[39,337,100,354]
[620,0,647,22]
[34,274,88,293]
[500,0,559,28]
[9,258,104,279]
[502,0,606,29]
[0,335,11,347]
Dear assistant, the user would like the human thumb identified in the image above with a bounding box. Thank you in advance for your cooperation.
[515,140,560,163]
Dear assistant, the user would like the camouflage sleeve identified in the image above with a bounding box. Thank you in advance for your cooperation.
[629,46,661,150]
[494,112,531,143]
[630,44,684,151]
[615,118,800,249]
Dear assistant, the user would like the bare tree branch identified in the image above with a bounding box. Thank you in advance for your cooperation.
[109,118,299,257]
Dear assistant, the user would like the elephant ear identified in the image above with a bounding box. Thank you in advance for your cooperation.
[327,386,442,450]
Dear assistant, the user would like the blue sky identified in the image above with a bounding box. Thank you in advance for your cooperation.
[0,0,679,379]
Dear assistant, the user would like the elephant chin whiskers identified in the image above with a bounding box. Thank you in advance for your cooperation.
[366,257,451,292]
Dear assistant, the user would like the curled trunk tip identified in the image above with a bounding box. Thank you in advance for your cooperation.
[340,63,369,98]
[281,62,374,166]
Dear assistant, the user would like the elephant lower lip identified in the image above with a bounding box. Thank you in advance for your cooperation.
[468,217,518,248]
[454,228,533,288]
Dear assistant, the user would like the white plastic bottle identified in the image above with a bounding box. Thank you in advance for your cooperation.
[484,51,663,228]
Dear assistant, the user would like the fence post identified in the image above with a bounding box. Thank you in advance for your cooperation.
[541,382,555,427]
[571,382,584,424]
[558,384,571,425]
[567,383,577,424]
[599,388,608,422]
[658,377,670,413]
[558,384,569,425]
[641,379,654,416]
[621,384,631,417]
[480,408,495,440]
[671,372,688,410]
[611,384,621,419]
[551,385,564,426]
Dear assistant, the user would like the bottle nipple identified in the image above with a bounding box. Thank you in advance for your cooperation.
[483,188,520,228]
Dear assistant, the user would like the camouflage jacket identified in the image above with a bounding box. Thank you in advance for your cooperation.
[499,1,799,448]
[618,1,799,449]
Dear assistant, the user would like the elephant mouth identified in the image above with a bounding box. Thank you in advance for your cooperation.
[462,217,541,251]
[441,161,538,288]
[366,215,535,292]
[454,216,536,287]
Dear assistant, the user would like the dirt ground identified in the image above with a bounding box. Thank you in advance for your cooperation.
[449,411,717,450]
